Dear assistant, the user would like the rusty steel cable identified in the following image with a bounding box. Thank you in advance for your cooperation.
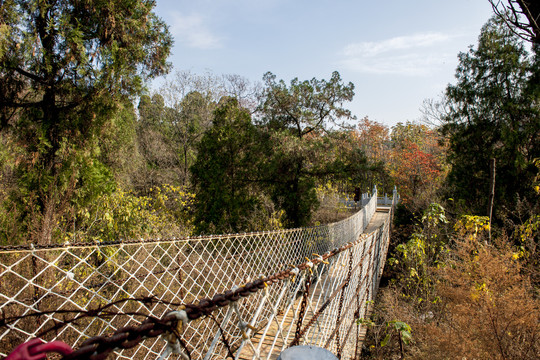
[69,225,382,360]
[291,274,312,347]
[291,239,377,346]
[323,241,383,350]
[1,191,397,360]
[2,229,376,360]
[335,248,354,358]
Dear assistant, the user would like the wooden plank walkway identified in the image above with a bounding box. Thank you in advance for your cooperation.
[238,208,391,360]
[355,207,392,341]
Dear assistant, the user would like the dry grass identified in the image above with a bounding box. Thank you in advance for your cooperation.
[363,236,540,359]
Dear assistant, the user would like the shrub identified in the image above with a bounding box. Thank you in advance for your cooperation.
[366,228,539,359]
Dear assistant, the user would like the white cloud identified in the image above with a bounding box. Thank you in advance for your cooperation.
[170,12,223,49]
[342,53,454,76]
[344,33,452,57]
[340,32,455,76]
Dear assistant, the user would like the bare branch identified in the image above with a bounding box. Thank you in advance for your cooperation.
[490,0,540,44]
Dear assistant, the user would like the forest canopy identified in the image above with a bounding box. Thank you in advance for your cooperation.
[0,2,539,359]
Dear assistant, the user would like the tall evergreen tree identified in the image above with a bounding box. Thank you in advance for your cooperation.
[441,16,540,220]
[0,0,172,243]
[190,97,261,234]
[258,71,358,227]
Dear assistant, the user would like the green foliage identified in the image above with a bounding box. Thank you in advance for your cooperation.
[188,72,368,232]
[388,203,449,298]
[0,134,24,245]
[259,71,355,136]
[0,0,172,244]
[388,121,447,215]
[261,130,319,228]
[173,91,213,183]
[1,139,117,244]
[57,184,194,242]
[136,93,184,187]
[358,316,413,359]
[366,17,540,360]
[190,98,262,234]
[391,122,432,150]
[99,100,141,186]
[353,117,395,194]
[441,16,540,221]
[137,90,214,187]
[511,159,540,284]
[311,182,351,225]
[258,71,364,227]
[382,321,412,347]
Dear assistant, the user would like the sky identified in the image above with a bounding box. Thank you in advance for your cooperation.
[151,0,495,128]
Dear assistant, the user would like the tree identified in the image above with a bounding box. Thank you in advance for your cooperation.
[390,122,444,155]
[149,70,260,186]
[159,70,261,114]
[441,16,540,221]
[353,117,393,193]
[490,0,540,44]
[389,141,442,210]
[172,91,213,185]
[258,71,358,227]
[386,122,447,214]
[136,94,181,190]
[1,0,172,148]
[259,71,355,138]
[98,99,141,187]
[190,98,262,234]
[356,117,391,163]
[0,0,172,243]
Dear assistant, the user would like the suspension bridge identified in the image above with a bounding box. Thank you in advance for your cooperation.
[0,186,397,360]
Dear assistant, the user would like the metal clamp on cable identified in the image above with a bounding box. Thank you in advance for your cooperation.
[313,253,329,265]
[289,267,300,282]
[158,310,189,360]
[304,258,314,274]
[230,300,257,340]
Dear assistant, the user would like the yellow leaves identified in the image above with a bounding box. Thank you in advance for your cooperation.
[268,209,286,230]
[517,214,540,240]
[475,282,486,292]
[511,245,527,261]
[0,24,12,58]
[470,282,494,303]
[454,215,490,240]
[56,184,196,242]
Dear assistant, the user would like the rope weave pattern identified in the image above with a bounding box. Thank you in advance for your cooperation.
[0,188,396,359]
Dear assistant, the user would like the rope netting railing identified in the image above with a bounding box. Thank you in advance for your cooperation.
[0,186,396,360]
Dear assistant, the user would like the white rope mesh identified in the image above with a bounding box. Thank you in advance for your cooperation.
[0,188,396,359]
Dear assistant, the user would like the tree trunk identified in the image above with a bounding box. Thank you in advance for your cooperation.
[488,158,496,242]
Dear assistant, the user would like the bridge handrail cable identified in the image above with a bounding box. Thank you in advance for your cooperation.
[0,186,397,360]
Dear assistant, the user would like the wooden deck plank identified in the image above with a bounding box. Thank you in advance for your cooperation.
[238,207,391,360]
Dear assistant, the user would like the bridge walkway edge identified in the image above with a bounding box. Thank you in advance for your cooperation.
[239,207,392,360]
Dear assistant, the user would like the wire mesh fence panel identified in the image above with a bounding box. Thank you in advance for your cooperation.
[0,188,396,360]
